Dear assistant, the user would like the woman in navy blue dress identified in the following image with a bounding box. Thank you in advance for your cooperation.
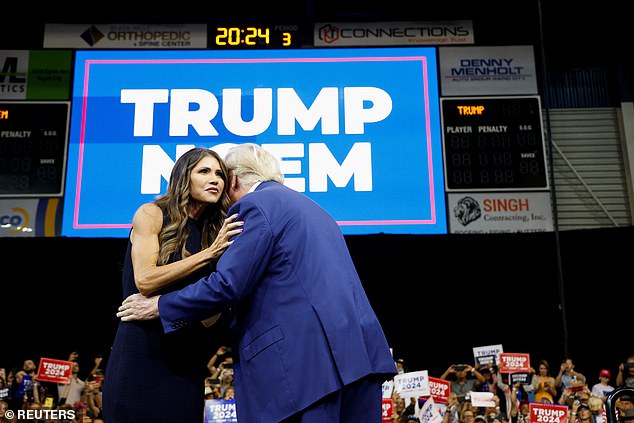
[102,148,243,423]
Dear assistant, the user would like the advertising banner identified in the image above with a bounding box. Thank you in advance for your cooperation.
[0,198,62,237]
[0,50,72,100]
[448,192,553,234]
[44,24,207,49]
[314,21,474,47]
[439,46,537,96]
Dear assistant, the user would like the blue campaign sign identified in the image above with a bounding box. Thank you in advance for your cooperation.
[61,48,446,237]
[205,398,237,423]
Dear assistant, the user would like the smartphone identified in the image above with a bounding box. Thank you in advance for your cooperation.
[89,374,103,384]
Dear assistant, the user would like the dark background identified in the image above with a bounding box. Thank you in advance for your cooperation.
[1,225,631,382]
[1,0,632,384]
[1,0,631,69]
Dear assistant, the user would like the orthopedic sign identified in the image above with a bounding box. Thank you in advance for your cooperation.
[61,48,446,237]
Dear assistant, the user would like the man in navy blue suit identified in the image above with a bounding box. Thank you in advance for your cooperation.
[118,143,397,422]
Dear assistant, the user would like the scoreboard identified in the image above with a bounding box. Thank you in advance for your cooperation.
[0,102,70,197]
[441,96,548,191]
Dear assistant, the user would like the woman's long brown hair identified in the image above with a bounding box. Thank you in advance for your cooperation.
[154,148,231,265]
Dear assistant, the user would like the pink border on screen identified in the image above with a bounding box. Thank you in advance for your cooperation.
[73,56,437,229]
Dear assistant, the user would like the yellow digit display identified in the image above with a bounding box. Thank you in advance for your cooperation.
[228,28,241,45]
[215,27,228,45]
[213,25,296,48]
[245,27,258,45]
[258,27,270,44]
[282,32,291,47]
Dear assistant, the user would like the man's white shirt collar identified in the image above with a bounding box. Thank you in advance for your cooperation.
[249,181,263,193]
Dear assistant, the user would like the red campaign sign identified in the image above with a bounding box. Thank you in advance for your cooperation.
[420,377,451,404]
[499,353,531,373]
[530,402,569,423]
[382,398,394,422]
[36,358,73,384]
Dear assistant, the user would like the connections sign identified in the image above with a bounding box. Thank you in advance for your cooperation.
[62,48,446,237]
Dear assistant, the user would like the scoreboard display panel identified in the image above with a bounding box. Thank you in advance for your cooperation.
[441,96,549,191]
[0,102,70,197]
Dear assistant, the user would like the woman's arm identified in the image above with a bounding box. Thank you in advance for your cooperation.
[510,383,520,418]
[131,204,240,296]
[616,363,625,387]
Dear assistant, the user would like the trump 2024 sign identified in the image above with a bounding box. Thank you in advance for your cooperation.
[62,48,446,237]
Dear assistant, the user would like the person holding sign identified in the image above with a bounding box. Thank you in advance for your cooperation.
[102,148,243,423]
[117,143,397,422]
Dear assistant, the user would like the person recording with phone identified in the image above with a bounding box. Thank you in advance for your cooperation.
[207,346,233,378]
[555,358,586,392]
[616,356,634,388]
[440,364,486,404]
[532,360,557,403]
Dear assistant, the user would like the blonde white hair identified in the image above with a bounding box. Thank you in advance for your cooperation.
[224,143,284,186]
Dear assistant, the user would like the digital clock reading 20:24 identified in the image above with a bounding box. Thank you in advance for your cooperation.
[441,96,549,192]
[213,25,299,48]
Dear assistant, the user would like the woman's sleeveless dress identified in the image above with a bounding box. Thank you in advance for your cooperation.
[103,218,219,423]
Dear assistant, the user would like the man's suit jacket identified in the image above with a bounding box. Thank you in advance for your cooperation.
[159,181,397,422]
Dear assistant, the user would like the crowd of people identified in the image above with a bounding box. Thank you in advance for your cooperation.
[0,352,105,423]
[1,352,633,422]
[0,346,239,422]
[389,356,634,423]
[1,146,631,423]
